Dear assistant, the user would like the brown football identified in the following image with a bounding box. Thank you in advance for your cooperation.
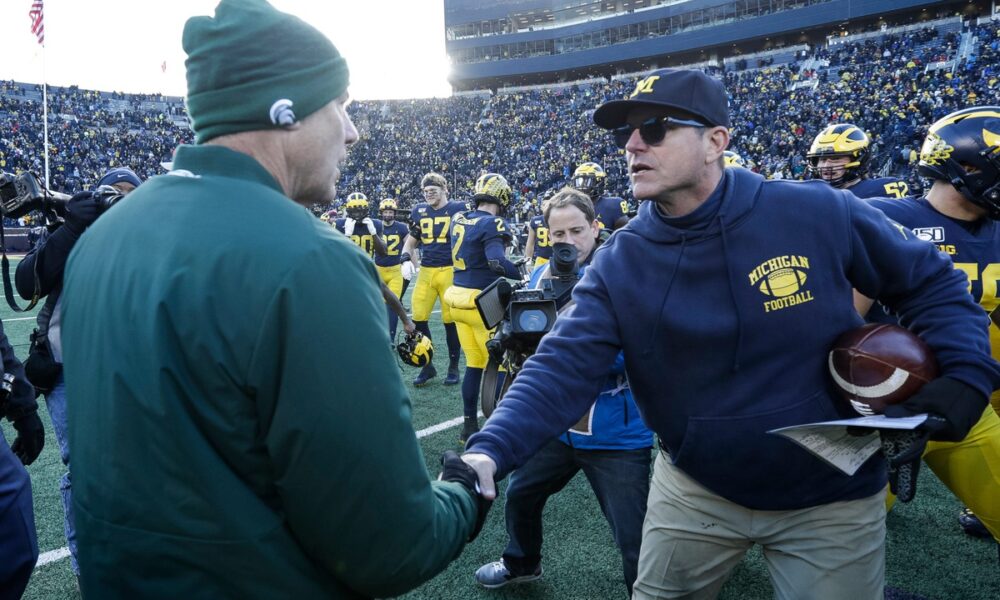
[828,323,939,415]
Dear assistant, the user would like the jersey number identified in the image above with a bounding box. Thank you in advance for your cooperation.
[386,234,401,256]
[350,234,374,256]
[883,182,909,199]
[536,226,550,248]
[420,216,451,245]
[451,224,467,271]
[954,262,1000,326]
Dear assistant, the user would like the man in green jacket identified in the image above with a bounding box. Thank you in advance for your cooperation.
[60,1,485,597]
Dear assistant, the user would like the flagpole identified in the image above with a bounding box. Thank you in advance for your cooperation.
[42,42,50,189]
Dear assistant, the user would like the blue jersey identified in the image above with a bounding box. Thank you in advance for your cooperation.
[849,177,910,199]
[595,195,628,230]
[375,221,409,267]
[528,215,553,260]
[868,197,1000,360]
[409,201,465,267]
[335,218,383,258]
[451,210,514,290]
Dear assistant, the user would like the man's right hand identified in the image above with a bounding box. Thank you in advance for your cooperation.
[460,452,498,500]
[11,412,45,465]
[343,218,356,237]
[64,191,102,234]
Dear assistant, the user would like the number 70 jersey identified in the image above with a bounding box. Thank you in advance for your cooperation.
[868,196,1000,358]
[409,201,466,267]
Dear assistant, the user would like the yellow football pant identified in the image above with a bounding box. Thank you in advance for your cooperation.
[443,285,491,369]
[377,264,403,299]
[412,265,453,323]
[885,405,1000,541]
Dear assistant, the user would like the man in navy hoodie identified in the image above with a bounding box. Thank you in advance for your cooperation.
[463,69,1000,599]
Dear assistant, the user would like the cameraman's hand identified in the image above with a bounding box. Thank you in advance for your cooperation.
[361,217,377,235]
[64,191,102,234]
[11,412,45,466]
[343,218,356,237]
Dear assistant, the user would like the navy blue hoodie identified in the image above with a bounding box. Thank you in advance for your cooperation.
[467,167,1000,510]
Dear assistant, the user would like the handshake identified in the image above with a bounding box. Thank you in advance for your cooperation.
[439,450,494,542]
[343,216,377,237]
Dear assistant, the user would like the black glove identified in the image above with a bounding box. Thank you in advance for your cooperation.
[440,450,492,542]
[63,191,102,235]
[10,412,45,466]
[883,377,988,442]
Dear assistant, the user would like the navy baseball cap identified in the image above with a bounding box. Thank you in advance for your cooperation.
[593,68,730,130]
[97,167,142,189]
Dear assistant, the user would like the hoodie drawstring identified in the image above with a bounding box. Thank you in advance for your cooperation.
[643,234,687,357]
[718,214,744,372]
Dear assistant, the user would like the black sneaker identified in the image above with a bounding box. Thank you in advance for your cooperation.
[413,364,437,387]
[474,560,542,589]
[958,508,992,539]
[459,416,480,444]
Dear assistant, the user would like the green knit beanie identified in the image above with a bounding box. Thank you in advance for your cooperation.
[183,0,349,144]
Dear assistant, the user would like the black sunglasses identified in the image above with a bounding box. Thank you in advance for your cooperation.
[611,116,707,149]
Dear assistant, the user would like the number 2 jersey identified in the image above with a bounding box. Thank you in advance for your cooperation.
[528,215,553,260]
[451,210,517,290]
[868,196,1000,369]
[409,201,465,267]
[375,220,410,267]
[334,218,384,258]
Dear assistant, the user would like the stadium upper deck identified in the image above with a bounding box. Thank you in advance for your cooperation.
[445,0,984,90]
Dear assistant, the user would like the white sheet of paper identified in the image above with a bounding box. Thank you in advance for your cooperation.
[767,414,929,476]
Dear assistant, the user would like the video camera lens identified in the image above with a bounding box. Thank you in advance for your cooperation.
[550,242,578,277]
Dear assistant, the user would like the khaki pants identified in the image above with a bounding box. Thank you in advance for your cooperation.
[633,452,885,600]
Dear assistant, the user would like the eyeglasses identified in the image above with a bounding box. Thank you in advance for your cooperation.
[611,116,707,149]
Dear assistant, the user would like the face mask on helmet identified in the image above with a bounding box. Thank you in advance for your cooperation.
[572,163,606,199]
[806,125,870,188]
[397,331,433,367]
[918,107,1000,219]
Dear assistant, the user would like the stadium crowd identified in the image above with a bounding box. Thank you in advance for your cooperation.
[1,19,998,219]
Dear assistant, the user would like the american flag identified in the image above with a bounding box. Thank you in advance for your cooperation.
[29,0,44,46]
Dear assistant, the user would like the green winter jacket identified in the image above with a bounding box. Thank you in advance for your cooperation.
[61,145,476,599]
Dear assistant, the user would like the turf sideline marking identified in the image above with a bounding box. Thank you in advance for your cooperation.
[3,317,36,322]
[34,410,478,569]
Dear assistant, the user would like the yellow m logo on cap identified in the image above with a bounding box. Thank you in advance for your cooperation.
[630,76,660,98]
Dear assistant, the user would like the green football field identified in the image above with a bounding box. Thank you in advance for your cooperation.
[1,259,997,600]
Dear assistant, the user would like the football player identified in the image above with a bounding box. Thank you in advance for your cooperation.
[376,198,412,339]
[400,173,465,386]
[334,192,386,258]
[523,191,554,268]
[443,173,522,443]
[807,124,910,199]
[856,107,1000,559]
[571,162,630,230]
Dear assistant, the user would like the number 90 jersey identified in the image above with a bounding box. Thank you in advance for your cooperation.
[529,215,553,260]
[868,196,1000,362]
[409,201,466,267]
[335,218,384,258]
[451,210,513,290]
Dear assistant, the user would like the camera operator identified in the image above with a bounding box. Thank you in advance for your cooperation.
[0,316,43,598]
[14,166,141,579]
[473,187,652,595]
